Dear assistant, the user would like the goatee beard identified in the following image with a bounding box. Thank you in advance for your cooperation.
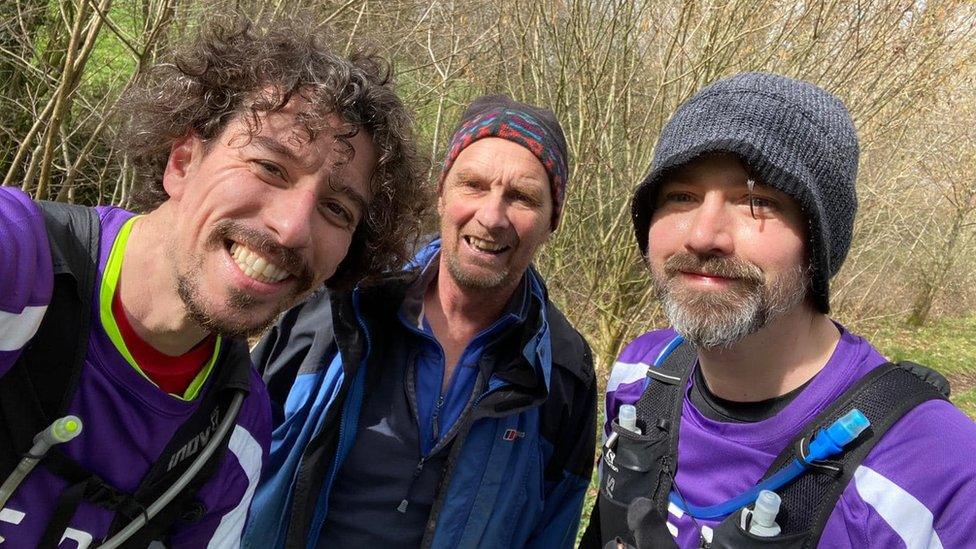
[176,275,268,339]
[652,252,808,349]
[174,220,316,339]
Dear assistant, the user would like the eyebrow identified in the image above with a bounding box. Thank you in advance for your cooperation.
[451,168,481,183]
[251,135,305,168]
[254,135,371,217]
[329,172,370,219]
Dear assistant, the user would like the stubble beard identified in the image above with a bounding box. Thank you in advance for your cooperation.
[175,220,315,339]
[176,272,279,339]
[443,232,514,290]
[444,250,511,290]
[651,253,809,349]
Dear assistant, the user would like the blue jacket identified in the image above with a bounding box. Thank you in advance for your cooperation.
[245,242,596,548]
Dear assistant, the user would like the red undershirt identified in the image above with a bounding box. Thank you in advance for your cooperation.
[111,290,215,396]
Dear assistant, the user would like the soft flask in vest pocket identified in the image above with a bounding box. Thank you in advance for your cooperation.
[598,416,677,548]
[701,506,806,548]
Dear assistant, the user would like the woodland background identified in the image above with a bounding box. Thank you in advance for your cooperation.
[2,0,975,405]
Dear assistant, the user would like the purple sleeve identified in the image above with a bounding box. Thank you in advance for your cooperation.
[168,371,273,548]
[603,329,677,438]
[0,187,53,377]
[821,399,976,547]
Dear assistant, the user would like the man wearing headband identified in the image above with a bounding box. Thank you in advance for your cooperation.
[247,95,596,548]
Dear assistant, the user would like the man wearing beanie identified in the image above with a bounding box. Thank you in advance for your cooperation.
[582,73,976,548]
[245,95,596,548]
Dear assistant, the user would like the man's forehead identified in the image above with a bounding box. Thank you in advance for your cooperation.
[222,107,362,162]
[667,154,781,190]
[236,103,352,143]
[447,140,548,183]
[667,152,746,179]
[447,165,549,195]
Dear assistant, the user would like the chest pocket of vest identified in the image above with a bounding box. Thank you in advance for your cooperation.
[598,418,675,547]
[704,512,807,548]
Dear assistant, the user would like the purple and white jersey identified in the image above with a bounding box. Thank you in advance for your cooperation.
[604,326,976,548]
[0,187,271,548]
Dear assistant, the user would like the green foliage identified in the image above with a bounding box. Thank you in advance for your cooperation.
[858,315,976,415]
[859,315,976,379]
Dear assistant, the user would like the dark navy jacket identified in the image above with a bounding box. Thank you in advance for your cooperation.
[244,242,597,548]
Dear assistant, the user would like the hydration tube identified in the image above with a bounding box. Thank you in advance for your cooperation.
[639,335,686,394]
[670,408,871,520]
[654,335,686,368]
[0,416,84,509]
[97,390,247,548]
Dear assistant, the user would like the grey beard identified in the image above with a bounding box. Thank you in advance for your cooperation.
[444,251,510,290]
[655,263,809,349]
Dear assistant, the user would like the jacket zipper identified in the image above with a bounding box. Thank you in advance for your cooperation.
[397,381,457,514]
[431,394,446,441]
[420,377,535,548]
[306,290,372,547]
[420,379,494,548]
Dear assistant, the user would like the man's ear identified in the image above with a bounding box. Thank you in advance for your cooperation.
[162,134,199,201]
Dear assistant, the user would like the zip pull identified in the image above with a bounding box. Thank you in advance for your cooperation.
[431,394,446,442]
[397,459,427,513]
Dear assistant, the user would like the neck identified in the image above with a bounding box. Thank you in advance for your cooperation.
[696,303,840,402]
[118,206,209,356]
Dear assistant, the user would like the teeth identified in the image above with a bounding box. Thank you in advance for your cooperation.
[230,242,290,284]
[467,236,506,253]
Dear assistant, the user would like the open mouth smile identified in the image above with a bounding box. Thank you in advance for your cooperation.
[464,235,511,255]
[228,241,291,284]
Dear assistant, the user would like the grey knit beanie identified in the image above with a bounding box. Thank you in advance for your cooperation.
[631,72,859,313]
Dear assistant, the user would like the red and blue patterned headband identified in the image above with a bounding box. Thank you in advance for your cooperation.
[440,105,569,230]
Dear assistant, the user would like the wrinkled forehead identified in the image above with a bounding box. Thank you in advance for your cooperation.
[444,138,550,188]
[218,104,377,181]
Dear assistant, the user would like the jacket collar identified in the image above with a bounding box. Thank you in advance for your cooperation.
[348,238,556,394]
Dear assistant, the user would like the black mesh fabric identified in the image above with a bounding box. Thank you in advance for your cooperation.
[760,363,947,545]
[623,343,947,548]
[634,343,696,428]
[633,343,697,511]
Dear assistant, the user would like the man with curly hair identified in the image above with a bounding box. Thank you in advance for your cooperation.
[246,95,596,548]
[0,16,427,548]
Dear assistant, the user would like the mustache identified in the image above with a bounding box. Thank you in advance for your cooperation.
[209,220,314,291]
[663,252,764,285]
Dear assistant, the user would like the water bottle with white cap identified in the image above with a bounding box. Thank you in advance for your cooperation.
[618,404,641,435]
[748,490,782,536]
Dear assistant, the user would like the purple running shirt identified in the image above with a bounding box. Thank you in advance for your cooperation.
[603,326,976,548]
[0,187,271,548]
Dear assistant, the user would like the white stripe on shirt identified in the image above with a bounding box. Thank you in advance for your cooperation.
[0,305,47,351]
[607,361,650,394]
[853,465,944,549]
[208,426,263,548]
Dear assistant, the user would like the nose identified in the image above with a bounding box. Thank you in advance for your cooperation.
[473,190,511,231]
[684,194,734,256]
[263,186,316,249]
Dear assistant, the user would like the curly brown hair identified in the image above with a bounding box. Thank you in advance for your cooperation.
[116,15,431,289]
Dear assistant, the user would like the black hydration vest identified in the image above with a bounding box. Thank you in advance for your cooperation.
[0,201,252,548]
[588,342,950,549]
